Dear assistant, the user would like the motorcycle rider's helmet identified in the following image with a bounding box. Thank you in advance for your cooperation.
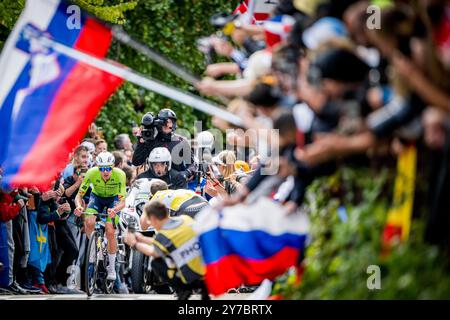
[147,147,172,177]
[157,108,177,132]
[196,131,214,149]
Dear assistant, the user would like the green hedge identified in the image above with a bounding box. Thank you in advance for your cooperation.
[274,167,450,299]
[95,0,239,144]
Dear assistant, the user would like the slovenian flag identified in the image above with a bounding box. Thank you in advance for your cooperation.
[194,197,309,296]
[263,14,296,48]
[0,0,123,189]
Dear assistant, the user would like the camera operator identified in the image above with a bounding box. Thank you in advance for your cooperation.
[189,131,215,197]
[136,147,187,190]
[132,108,195,184]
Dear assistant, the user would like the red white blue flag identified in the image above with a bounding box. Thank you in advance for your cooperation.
[263,14,296,48]
[0,0,123,189]
[194,197,309,296]
[233,0,279,24]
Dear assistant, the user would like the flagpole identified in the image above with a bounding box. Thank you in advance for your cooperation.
[111,26,201,85]
[33,32,244,127]
[111,26,231,106]
[246,0,257,25]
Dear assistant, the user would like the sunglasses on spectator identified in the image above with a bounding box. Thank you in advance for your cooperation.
[99,167,113,172]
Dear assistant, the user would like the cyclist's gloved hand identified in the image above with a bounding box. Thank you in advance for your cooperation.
[107,208,116,219]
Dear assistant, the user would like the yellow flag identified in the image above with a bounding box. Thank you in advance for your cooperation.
[384,144,417,242]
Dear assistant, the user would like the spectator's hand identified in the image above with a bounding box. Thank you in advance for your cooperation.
[55,188,63,197]
[74,206,84,217]
[205,63,230,78]
[392,51,416,79]
[283,201,298,215]
[41,190,57,201]
[196,78,218,96]
[88,123,98,139]
[204,179,219,197]
[75,175,84,186]
[29,186,40,194]
[57,203,71,216]
[107,208,116,219]
[218,186,249,208]
[17,199,25,208]
[124,231,137,248]
[277,157,297,178]
[210,37,234,57]
[295,133,341,165]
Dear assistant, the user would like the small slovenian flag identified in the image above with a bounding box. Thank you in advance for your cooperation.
[194,197,309,296]
[263,14,296,48]
[0,0,123,190]
[233,0,279,24]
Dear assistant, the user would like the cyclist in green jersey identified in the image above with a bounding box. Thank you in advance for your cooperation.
[74,152,126,281]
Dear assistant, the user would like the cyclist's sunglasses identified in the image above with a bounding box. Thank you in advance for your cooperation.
[99,167,113,172]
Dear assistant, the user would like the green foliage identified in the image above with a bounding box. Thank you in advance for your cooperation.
[74,0,137,24]
[96,0,238,144]
[0,0,25,48]
[273,167,450,299]
[0,0,25,30]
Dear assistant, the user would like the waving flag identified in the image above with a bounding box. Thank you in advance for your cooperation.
[0,0,123,189]
[233,0,279,24]
[263,14,296,48]
[27,210,52,272]
[194,197,309,295]
[382,144,417,253]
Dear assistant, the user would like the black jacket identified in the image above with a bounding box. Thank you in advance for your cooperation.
[136,169,188,190]
[37,199,60,225]
[132,132,196,178]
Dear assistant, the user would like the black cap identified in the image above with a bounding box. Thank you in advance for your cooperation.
[309,48,370,84]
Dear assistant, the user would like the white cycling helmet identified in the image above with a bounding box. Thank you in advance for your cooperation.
[148,147,172,171]
[96,151,115,167]
[196,131,214,149]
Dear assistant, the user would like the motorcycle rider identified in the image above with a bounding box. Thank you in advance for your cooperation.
[188,130,215,196]
[136,147,187,190]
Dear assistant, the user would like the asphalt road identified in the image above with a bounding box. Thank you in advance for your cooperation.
[0,293,250,300]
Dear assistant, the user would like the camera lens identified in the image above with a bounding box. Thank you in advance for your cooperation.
[141,112,154,126]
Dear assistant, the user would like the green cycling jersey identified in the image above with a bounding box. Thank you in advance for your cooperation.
[79,167,127,200]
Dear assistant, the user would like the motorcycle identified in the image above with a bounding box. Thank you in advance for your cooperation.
[118,178,172,294]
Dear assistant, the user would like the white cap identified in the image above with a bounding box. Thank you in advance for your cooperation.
[81,141,95,154]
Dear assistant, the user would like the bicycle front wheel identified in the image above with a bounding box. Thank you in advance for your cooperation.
[84,230,99,296]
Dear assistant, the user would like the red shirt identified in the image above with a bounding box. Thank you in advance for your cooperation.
[0,192,21,222]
